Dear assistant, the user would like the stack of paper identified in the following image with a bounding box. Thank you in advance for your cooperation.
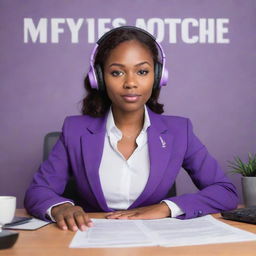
[69,215,256,248]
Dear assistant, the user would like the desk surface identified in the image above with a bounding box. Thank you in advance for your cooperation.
[1,209,256,256]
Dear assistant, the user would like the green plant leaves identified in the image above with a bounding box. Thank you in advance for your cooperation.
[228,153,256,177]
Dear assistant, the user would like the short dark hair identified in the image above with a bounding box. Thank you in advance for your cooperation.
[82,27,164,117]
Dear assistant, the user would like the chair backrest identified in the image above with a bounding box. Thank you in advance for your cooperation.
[43,132,176,201]
[43,132,61,161]
[43,132,79,201]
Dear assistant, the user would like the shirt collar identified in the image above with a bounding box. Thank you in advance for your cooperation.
[106,105,151,139]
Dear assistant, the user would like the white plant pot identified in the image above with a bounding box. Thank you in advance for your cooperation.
[241,176,256,207]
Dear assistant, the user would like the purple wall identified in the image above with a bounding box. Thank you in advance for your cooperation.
[0,0,255,207]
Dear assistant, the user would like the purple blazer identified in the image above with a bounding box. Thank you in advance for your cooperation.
[24,108,238,221]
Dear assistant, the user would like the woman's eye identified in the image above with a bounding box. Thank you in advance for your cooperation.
[137,70,149,75]
[111,70,123,77]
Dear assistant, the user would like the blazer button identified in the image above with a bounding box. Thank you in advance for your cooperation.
[198,210,203,216]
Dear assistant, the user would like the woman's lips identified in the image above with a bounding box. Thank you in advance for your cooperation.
[121,94,141,102]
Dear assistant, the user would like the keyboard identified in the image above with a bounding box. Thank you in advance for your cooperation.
[221,206,256,224]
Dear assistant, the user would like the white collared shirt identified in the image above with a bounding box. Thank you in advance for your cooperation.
[99,105,151,210]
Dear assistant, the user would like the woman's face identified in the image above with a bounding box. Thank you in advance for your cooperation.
[103,40,154,114]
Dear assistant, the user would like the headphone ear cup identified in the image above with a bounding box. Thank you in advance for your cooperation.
[95,64,105,92]
[154,62,162,89]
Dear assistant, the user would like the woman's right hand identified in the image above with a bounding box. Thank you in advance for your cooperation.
[51,203,93,231]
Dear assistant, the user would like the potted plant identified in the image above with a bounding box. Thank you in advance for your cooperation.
[228,153,256,207]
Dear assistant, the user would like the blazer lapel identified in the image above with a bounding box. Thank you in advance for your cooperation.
[80,115,110,212]
[80,108,174,211]
[129,109,174,209]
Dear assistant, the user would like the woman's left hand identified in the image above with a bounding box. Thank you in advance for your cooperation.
[105,202,171,220]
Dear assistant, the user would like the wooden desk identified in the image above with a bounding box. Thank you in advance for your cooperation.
[1,209,256,256]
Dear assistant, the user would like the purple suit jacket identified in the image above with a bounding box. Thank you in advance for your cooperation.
[24,108,238,221]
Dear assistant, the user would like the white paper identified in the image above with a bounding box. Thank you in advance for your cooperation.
[4,218,50,230]
[69,215,256,248]
[70,219,155,248]
[141,216,256,247]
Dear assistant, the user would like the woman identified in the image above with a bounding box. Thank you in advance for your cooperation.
[24,26,238,232]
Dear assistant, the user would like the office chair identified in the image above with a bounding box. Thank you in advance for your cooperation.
[43,132,176,202]
[43,132,79,201]
[43,132,61,161]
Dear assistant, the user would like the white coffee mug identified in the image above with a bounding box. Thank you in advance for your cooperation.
[0,196,16,231]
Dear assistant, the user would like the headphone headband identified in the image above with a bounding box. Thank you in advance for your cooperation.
[88,26,169,91]
[97,26,156,44]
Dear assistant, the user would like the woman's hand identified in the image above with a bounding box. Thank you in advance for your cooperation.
[51,203,93,231]
[105,202,171,220]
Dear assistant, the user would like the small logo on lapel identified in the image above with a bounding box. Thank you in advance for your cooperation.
[159,136,166,148]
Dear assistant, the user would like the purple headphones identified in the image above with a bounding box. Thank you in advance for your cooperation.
[88,26,169,92]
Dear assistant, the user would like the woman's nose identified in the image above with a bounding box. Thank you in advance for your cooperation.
[123,73,137,89]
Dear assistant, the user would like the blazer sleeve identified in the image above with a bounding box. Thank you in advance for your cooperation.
[24,117,73,221]
[168,118,239,219]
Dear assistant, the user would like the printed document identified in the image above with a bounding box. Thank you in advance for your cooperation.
[69,215,256,248]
